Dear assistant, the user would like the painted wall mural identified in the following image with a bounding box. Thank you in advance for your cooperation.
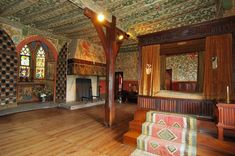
[0,19,68,52]
[115,51,138,80]
[0,23,22,45]
[68,39,106,64]
[166,53,198,81]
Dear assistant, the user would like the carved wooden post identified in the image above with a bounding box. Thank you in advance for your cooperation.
[84,8,126,127]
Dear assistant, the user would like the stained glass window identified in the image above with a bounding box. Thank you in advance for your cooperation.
[19,45,31,78]
[19,66,30,78]
[35,47,45,79]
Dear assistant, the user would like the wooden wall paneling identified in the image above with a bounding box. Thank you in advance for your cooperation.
[160,38,205,55]
[138,96,215,118]
[233,32,235,99]
[217,103,235,140]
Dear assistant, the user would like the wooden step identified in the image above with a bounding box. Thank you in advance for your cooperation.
[123,130,140,146]
[123,109,148,146]
[129,120,143,132]
[134,109,148,121]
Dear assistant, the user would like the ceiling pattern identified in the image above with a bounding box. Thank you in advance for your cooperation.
[0,0,223,46]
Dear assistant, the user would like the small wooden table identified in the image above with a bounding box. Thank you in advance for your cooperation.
[216,103,235,140]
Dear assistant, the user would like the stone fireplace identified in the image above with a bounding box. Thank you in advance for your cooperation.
[66,39,106,102]
[66,75,99,102]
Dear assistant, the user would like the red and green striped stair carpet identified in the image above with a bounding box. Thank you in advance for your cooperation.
[131,111,197,156]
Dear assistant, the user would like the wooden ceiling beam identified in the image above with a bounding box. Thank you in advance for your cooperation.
[65,28,97,36]
[124,1,216,31]
[0,0,39,16]
[22,2,77,24]
[133,5,216,36]
[37,13,86,29]
[19,1,66,20]
[53,20,92,34]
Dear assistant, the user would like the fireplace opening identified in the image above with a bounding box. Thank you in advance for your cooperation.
[76,78,92,101]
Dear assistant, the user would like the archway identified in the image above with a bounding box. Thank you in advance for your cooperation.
[16,35,58,60]
[16,35,58,103]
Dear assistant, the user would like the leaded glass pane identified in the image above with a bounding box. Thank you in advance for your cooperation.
[35,46,45,79]
[35,67,45,79]
[20,45,31,56]
[36,58,45,67]
[19,66,30,77]
[37,47,45,58]
[21,55,30,66]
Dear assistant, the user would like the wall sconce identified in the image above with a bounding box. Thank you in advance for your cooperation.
[145,64,152,75]
[212,56,218,69]
[118,34,124,41]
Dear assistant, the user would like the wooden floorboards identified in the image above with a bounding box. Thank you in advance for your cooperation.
[0,103,235,156]
[0,104,136,156]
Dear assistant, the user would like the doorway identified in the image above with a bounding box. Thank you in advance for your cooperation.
[114,72,123,99]
[165,69,172,90]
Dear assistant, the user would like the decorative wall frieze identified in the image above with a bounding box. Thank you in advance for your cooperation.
[138,16,235,46]
[67,59,106,76]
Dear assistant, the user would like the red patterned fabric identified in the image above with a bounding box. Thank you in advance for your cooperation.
[133,111,197,156]
[147,137,183,156]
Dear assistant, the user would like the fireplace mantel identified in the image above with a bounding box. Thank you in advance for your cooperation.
[67,59,106,76]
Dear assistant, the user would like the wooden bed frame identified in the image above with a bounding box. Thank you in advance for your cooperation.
[138,95,215,119]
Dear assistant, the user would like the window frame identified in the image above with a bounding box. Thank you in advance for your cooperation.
[18,43,48,81]
[19,45,31,79]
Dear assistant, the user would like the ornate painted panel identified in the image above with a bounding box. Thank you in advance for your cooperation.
[0,28,18,109]
[56,43,68,102]
[68,39,106,64]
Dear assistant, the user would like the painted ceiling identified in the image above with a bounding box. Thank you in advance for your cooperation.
[0,0,223,45]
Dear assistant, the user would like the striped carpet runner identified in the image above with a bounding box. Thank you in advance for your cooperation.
[131,111,197,156]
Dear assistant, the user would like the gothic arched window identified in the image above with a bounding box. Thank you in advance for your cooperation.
[35,46,46,79]
[19,45,31,78]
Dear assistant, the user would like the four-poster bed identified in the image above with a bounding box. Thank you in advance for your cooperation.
[136,15,235,118]
[124,15,235,147]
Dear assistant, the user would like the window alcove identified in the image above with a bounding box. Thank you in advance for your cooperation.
[17,41,56,104]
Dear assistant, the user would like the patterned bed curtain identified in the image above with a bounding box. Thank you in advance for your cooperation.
[139,44,160,96]
[203,34,232,100]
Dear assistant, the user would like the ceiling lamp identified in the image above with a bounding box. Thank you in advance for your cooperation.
[97,13,105,22]
[118,34,124,40]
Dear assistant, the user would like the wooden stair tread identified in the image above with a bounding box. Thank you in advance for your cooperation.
[123,109,149,146]
[124,130,141,138]
[123,130,141,146]
[129,120,143,132]
[134,109,148,121]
